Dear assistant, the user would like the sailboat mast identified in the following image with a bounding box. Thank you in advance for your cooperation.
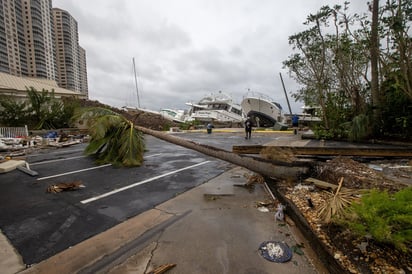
[132,57,141,108]
[279,72,292,116]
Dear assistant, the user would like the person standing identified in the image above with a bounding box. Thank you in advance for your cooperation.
[245,117,252,139]
[292,114,299,134]
[206,122,214,134]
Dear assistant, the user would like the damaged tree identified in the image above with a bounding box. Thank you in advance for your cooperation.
[74,106,309,180]
[134,125,309,180]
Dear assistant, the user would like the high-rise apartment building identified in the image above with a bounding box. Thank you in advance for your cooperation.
[0,0,87,96]
[79,46,88,97]
[52,7,81,93]
[0,0,28,76]
[0,0,56,79]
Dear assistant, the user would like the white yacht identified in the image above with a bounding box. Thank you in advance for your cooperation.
[159,109,187,123]
[241,91,285,128]
[186,91,245,126]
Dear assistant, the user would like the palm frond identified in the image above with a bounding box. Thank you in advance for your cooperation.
[317,177,359,223]
[76,107,145,167]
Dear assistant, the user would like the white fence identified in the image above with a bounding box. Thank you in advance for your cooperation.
[0,126,29,138]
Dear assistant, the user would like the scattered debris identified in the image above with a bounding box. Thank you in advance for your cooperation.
[245,173,265,184]
[303,177,337,191]
[203,193,234,201]
[274,204,286,221]
[0,159,26,173]
[257,206,270,212]
[283,156,412,272]
[291,243,305,255]
[256,200,274,207]
[260,146,296,163]
[46,181,85,193]
[147,263,177,274]
[317,177,359,223]
[258,241,292,263]
[16,162,38,176]
[233,183,254,190]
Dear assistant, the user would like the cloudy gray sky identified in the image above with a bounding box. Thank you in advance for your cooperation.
[52,0,368,114]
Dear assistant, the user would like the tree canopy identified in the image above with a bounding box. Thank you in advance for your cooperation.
[283,0,412,141]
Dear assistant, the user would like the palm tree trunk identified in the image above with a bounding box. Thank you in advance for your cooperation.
[135,125,308,180]
[370,0,381,135]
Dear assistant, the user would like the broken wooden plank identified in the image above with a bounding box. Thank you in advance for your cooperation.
[232,145,412,158]
[148,263,176,274]
[304,177,337,190]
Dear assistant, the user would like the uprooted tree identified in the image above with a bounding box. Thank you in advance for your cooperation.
[74,106,308,179]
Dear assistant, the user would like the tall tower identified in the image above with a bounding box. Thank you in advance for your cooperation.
[0,0,26,76]
[79,46,88,97]
[52,7,81,92]
[0,0,56,79]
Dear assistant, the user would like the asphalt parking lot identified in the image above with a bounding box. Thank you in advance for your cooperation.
[1,135,225,265]
[0,130,287,266]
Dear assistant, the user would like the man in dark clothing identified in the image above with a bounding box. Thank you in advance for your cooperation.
[292,114,299,135]
[245,117,252,139]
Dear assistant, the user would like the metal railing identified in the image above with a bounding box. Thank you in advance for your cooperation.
[0,125,29,138]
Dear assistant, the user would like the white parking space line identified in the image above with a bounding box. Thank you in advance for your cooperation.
[81,160,212,204]
[28,148,85,157]
[30,156,87,166]
[36,164,112,181]
[30,153,161,166]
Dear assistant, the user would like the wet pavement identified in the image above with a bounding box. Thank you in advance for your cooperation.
[22,166,324,274]
[1,130,328,273]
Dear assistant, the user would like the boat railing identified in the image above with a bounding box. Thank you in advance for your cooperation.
[243,91,275,103]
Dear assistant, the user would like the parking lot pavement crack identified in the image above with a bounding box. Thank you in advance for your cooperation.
[78,210,191,274]
[154,207,179,216]
[143,232,162,274]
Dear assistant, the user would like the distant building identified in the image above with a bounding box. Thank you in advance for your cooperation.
[79,46,88,97]
[0,71,86,102]
[0,0,88,98]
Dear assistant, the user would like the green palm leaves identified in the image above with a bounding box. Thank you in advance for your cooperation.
[74,107,144,167]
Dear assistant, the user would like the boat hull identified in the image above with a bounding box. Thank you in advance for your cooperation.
[241,96,283,128]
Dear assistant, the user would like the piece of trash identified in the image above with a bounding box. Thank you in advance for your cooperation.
[258,241,292,262]
[46,181,85,193]
[291,244,305,255]
[257,206,270,212]
[306,197,314,208]
[16,165,38,176]
[368,164,383,171]
[233,183,254,190]
[203,193,234,201]
[148,263,176,274]
[0,159,26,173]
[275,204,286,221]
[257,201,274,207]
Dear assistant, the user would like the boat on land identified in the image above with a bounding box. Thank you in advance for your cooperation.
[186,91,245,127]
[241,91,287,129]
[283,106,322,126]
[159,108,187,123]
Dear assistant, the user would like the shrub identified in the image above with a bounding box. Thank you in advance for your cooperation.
[338,187,412,252]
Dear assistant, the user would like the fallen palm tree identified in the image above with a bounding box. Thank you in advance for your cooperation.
[74,106,309,180]
[134,125,309,180]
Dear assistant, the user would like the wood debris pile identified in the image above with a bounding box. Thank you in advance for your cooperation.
[282,157,412,273]
[313,157,407,192]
